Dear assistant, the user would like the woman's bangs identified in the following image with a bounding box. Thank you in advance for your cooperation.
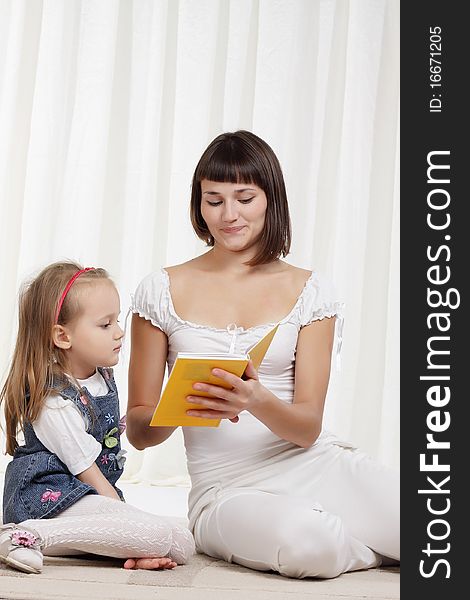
[198,149,260,187]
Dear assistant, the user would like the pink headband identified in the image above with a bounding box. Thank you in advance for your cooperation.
[55,268,95,324]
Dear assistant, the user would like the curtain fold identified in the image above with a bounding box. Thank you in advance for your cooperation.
[0,0,399,482]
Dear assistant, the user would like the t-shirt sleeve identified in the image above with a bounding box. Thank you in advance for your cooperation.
[297,271,345,328]
[33,395,101,476]
[296,271,345,369]
[130,269,171,332]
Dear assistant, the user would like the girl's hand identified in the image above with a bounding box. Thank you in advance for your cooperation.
[186,360,261,422]
[123,557,177,570]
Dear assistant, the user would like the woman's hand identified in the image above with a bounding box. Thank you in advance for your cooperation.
[186,360,262,422]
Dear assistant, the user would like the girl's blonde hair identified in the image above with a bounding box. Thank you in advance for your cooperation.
[0,261,109,455]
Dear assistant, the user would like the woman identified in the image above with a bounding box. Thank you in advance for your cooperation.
[126,130,399,578]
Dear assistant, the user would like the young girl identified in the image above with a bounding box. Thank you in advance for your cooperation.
[0,262,195,574]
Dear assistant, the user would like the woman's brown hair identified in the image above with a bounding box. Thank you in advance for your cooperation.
[0,261,109,455]
[190,130,291,266]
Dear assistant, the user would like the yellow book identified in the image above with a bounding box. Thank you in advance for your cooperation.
[150,324,279,427]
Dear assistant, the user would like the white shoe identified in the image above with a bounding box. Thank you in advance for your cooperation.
[0,523,43,574]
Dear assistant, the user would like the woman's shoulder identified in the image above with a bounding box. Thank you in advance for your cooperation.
[164,257,212,294]
[164,261,192,283]
[135,266,168,288]
[276,261,313,290]
[281,262,312,279]
[164,256,207,277]
[280,261,339,288]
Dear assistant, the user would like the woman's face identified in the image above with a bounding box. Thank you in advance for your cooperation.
[200,179,268,253]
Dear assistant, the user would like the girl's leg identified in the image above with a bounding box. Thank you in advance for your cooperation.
[20,495,195,564]
[195,490,381,579]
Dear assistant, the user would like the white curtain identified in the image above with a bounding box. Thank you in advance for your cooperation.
[0,0,400,485]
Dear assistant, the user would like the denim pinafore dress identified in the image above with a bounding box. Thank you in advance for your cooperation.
[2,368,126,524]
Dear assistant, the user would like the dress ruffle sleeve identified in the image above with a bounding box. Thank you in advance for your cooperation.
[130,269,171,332]
[296,271,345,370]
[297,271,344,327]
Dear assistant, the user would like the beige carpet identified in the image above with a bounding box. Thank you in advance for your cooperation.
[1,553,399,600]
[0,476,399,598]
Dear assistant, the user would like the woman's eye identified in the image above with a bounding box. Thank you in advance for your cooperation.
[207,201,222,206]
[239,197,254,204]
[101,323,111,329]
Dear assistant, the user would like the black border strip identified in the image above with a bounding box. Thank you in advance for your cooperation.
[401,3,466,597]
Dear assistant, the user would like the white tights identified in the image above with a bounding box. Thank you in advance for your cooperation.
[21,495,195,564]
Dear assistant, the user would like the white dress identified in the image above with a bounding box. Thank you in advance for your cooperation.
[131,268,399,579]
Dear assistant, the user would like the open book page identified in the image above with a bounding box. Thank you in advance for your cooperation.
[150,323,279,427]
[247,323,279,369]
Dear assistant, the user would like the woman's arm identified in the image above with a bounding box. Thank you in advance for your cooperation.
[186,317,336,448]
[126,314,177,450]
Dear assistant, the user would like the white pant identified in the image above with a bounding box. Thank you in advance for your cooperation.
[194,445,399,578]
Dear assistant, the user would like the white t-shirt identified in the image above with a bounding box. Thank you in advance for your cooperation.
[131,267,346,528]
[32,370,106,476]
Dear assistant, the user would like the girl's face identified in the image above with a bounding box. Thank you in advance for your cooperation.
[200,180,268,254]
[59,280,123,379]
